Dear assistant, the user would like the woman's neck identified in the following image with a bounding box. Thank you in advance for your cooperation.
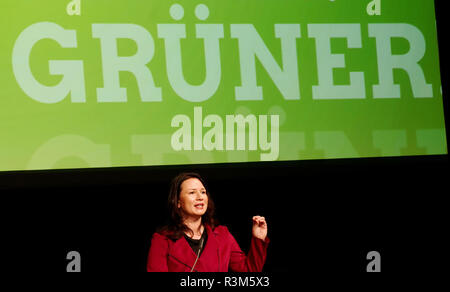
[183,216,203,239]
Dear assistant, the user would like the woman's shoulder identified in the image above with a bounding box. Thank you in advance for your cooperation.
[152,227,176,240]
[152,225,231,240]
[151,231,169,241]
[211,224,231,236]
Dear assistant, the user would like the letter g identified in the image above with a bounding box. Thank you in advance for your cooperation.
[12,22,85,103]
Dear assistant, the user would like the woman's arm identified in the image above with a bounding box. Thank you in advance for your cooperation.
[228,216,270,272]
[146,233,169,272]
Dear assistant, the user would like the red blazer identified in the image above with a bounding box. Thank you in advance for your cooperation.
[147,224,269,272]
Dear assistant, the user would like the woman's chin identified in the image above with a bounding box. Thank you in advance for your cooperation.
[194,209,206,216]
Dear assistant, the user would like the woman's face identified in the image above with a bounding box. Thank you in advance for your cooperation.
[178,178,208,219]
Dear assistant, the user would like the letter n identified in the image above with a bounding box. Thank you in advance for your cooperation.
[230,24,301,100]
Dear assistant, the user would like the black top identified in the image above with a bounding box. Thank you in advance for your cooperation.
[184,229,208,256]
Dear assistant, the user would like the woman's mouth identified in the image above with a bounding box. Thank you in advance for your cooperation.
[194,203,204,209]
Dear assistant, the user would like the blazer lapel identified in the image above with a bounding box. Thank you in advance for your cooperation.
[192,225,221,272]
[167,225,221,272]
[168,235,198,271]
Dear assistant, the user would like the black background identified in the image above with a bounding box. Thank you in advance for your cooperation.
[1,0,448,287]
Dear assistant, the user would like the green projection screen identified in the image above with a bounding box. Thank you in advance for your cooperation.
[0,0,447,171]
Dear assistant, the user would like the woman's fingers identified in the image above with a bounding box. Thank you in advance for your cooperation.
[252,215,266,226]
[252,215,268,241]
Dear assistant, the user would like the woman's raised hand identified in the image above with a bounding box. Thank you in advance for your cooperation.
[252,215,268,241]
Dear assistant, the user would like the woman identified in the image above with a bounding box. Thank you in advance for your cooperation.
[147,172,269,272]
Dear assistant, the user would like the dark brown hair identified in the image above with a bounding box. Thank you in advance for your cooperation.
[158,172,218,241]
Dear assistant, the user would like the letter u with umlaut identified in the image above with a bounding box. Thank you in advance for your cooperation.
[158,4,224,102]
